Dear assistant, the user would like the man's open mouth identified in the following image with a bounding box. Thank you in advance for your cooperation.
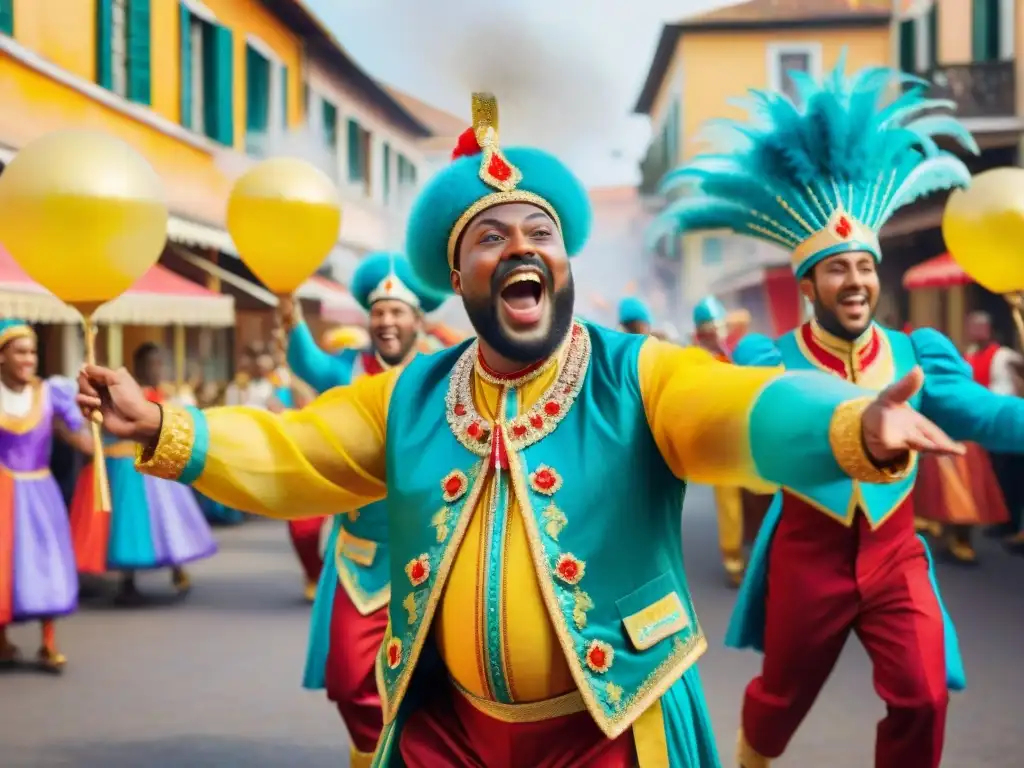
[499,269,546,326]
[839,293,868,311]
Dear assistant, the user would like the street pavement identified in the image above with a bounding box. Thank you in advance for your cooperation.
[2,485,1022,767]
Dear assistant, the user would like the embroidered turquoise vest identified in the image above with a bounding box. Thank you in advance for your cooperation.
[377,321,707,739]
[775,325,921,528]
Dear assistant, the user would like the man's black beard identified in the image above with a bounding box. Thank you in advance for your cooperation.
[813,296,871,342]
[462,256,575,366]
[375,335,418,367]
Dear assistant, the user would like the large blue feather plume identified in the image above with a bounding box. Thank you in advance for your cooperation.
[648,51,977,271]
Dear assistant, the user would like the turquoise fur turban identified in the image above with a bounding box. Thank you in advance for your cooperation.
[351,252,445,313]
[692,296,726,328]
[405,93,592,295]
[618,297,652,325]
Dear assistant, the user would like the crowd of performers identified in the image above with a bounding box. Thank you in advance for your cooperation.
[0,253,461,677]
[8,54,1024,768]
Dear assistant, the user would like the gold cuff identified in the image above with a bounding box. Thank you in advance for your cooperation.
[828,397,914,484]
[134,404,195,481]
[736,729,772,767]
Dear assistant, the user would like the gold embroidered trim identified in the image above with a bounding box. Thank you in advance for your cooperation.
[134,404,194,481]
[376,458,491,725]
[445,321,591,457]
[431,507,451,542]
[542,503,567,540]
[453,678,587,723]
[335,549,391,616]
[446,190,563,269]
[473,351,557,389]
[0,379,44,435]
[336,528,378,567]
[572,588,593,630]
[829,397,914,484]
[507,449,710,739]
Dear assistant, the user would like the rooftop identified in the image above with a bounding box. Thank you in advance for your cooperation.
[268,0,431,137]
[633,0,891,115]
[383,85,469,152]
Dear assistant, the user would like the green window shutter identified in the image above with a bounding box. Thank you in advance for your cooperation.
[246,46,269,136]
[322,101,337,150]
[179,3,192,127]
[280,64,288,128]
[926,6,939,70]
[899,20,917,73]
[972,0,992,61]
[96,0,113,88]
[0,0,14,36]
[347,119,361,181]
[127,0,152,104]
[204,24,234,146]
[382,143,391,202]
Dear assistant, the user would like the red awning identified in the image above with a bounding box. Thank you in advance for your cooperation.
[0,245,234,326]
[902,253,972,290]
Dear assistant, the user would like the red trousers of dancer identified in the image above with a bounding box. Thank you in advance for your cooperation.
[743,496,948,768]
[324,580,389,754]
[399,684,637,768]
[286,517,325,584]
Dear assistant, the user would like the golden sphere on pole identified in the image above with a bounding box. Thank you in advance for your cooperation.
[0,130,168,313]
[943,167,1024,295]
[227,158,342,294]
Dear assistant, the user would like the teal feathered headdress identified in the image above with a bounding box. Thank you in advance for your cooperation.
[649,51,978,277]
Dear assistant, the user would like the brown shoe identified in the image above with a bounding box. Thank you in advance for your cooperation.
[36,646,66,673]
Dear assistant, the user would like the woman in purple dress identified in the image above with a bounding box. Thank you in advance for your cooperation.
[0,320,90,672]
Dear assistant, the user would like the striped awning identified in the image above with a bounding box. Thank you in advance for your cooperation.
[0,246,234,326]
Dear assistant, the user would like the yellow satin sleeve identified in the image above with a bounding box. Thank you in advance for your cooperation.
[639,338,780,493]
[141,370,397,520]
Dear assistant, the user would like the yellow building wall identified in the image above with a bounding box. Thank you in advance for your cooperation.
[676,30,891,160]
[3,0,303,223]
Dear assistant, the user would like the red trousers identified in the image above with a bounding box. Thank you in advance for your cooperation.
[399,685,637,768]
[743,497,948,768]
[286,517,325,584]
[324,581,389,754]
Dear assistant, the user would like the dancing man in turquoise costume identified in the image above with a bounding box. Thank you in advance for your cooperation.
[279,251,443,767]
[691,295,748,586]
[617,296,653,335]
[78,93,963,768]
[651,55,1009,768]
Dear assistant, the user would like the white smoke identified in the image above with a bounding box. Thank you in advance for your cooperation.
[211,123,340,184]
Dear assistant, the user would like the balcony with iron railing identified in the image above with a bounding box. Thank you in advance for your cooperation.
[922,60,1016,120]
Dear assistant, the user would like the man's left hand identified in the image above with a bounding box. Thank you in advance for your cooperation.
[862,366,965,465]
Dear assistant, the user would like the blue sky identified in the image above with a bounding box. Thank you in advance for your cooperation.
[306,0,729,187]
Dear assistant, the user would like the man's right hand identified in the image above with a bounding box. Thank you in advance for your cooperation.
[278,294,299,331]
[76,365,163,444]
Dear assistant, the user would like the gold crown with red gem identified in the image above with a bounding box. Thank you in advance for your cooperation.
[788,206,880,276]
[445,93,562,269]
